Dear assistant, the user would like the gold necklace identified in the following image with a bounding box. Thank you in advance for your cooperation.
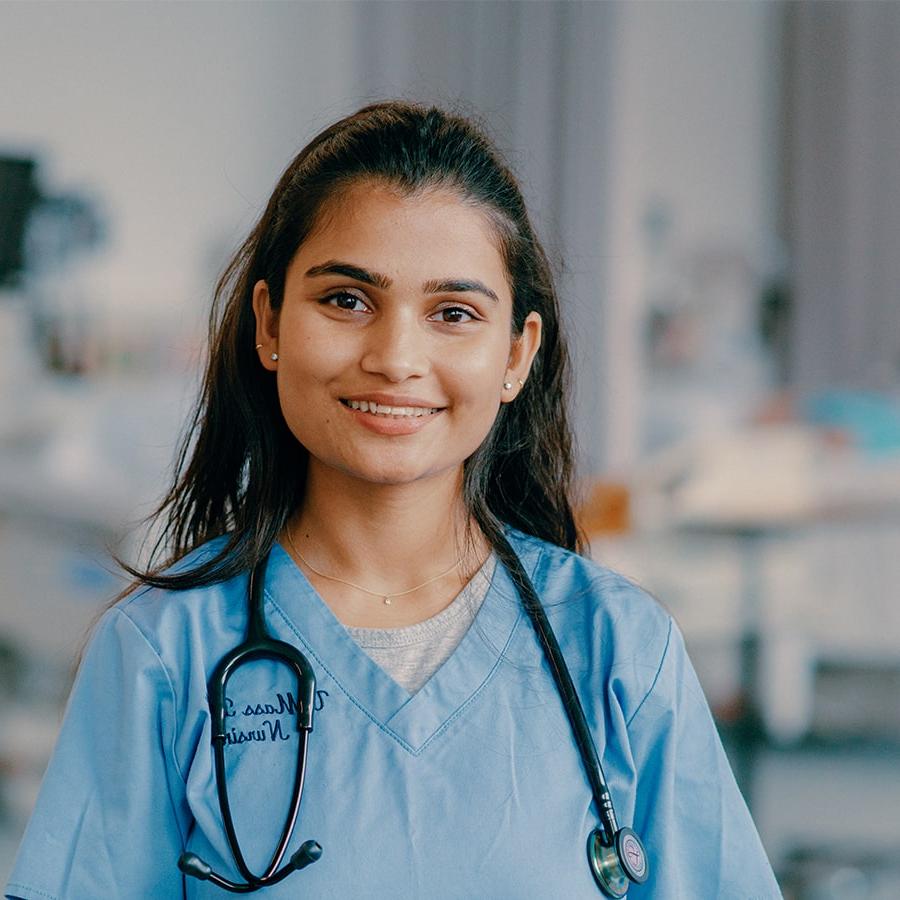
[285,529,462,605]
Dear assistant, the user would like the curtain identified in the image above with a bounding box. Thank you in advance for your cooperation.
[787,1,900,392]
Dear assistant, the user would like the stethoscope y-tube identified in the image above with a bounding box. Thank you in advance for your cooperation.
[178,539,649,896]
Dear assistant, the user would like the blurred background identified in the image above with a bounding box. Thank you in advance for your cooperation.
[2,1,899,896]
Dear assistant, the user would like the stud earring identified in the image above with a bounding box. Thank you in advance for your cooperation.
[518,379,525,387]
[270,352,279,362]
[255,343,263,350]
[503,381,513,391]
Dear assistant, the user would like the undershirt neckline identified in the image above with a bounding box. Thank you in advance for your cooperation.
[345,553,496,649]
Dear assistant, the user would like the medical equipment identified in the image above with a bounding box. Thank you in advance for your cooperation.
[177,533,648,896]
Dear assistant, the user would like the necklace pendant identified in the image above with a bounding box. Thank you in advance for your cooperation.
[384,596,392,606]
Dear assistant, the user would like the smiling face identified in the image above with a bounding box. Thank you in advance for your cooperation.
[252,180,541,490]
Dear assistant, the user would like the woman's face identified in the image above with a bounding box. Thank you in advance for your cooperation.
[252,181,541,489]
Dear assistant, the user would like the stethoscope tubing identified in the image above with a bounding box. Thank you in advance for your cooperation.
[491,533,620,841]
[180,554,321,891]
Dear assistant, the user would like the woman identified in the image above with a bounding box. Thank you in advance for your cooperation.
[6,102,780,899]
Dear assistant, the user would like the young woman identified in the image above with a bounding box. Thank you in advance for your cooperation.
[7,103,780,899]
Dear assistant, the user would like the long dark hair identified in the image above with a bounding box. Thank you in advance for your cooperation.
[127,100,584,592]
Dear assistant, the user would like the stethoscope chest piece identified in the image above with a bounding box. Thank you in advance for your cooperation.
[587,826,648,898]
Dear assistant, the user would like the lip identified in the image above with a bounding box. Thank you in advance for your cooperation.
[340,391,447,408]
[338,395,445,436]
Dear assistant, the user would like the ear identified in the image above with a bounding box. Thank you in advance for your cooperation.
[502,311,542,402]
[252,279,280,371]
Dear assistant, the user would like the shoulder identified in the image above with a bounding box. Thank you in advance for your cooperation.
[506,525,672,643]
[108,534,248,665]
[505,527,677,721]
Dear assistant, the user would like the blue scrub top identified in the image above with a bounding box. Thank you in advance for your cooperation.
[6,528,781,899]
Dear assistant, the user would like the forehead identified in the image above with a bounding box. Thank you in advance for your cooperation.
[290,181,512,298]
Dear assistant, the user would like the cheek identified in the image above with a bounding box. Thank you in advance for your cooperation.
[445,336,509,398]
[278,314,356,392]
[442,344,508,440]
[274,331,348,441]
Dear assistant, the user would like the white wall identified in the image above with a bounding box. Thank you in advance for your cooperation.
[0,1,360,323]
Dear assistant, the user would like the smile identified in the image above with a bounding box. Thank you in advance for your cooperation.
[339,399,441,418]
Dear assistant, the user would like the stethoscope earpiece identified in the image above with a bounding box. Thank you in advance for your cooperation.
[289,840,323,871]
[178,852,212,881]
[587,826,648,898]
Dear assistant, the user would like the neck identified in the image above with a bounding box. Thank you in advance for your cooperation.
[283,462,488,597]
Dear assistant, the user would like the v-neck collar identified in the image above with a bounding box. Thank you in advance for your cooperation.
[261,528,544,753]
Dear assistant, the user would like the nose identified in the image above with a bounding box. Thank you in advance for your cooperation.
[360,308,431,382]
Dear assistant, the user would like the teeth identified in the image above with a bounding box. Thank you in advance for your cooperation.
[345,399,439,417]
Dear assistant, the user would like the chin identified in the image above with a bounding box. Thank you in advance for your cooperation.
[352,465,437,486]
[333,453,453,487]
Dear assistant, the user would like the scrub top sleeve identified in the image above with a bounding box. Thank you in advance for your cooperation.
[626,620,782,900]
[5,607,191,900]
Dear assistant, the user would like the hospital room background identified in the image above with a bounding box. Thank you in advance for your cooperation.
[1,1,899,896]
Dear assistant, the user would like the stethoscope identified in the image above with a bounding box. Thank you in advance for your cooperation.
[177,533,649,896]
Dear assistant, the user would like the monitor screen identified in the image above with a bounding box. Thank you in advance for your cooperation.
[0,156,40,288]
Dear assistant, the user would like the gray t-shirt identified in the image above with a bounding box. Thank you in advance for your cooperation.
[345,553,496,695]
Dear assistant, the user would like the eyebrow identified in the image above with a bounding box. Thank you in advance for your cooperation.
[304,260,500,303]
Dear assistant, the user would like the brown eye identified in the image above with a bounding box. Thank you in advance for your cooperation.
[323,291,369,313]
[433,306,475,324]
